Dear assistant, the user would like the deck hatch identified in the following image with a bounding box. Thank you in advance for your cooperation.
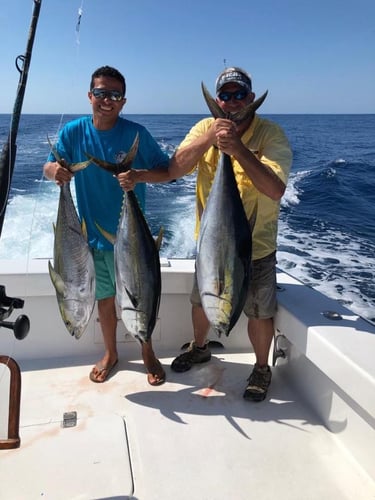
[1,414,134,498]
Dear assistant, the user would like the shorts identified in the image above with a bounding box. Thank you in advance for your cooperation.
[93,249,116,300]
[190,251,277,320]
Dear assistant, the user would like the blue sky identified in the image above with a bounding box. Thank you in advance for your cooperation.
[0,0,374,114]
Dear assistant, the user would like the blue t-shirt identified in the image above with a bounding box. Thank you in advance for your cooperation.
[48,116,169,250]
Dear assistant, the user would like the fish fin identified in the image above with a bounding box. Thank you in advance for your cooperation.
[86,133,140,175]
[201,83,226,119]
[124,290,139,309]
[231,91,268,123]
[155,227,164,251]
[118,133,139,171]
[200,84,268,123]
[69,160,91,172]
[47,135,62,163]
[85,153,118,174]
[47,135,89,173]
[81,218,88,240]
[48,261,66,295]
[94,222,116,245]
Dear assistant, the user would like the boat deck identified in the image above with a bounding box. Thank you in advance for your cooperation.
[1,349,374,500]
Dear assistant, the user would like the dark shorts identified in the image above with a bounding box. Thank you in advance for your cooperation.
[93,249,116,300]
[190,251,277,320]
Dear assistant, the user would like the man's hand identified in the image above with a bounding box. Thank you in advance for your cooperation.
[54,160,73,186]
[117,169,139,191]
[214,118,243,155]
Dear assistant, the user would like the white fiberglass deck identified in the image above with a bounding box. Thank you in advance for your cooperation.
[1,350,374,500]
[0,258,374,499]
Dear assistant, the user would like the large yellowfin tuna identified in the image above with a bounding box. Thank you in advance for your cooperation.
[86,135,162,344]
[196,85,267,337]
[47,140,96,339]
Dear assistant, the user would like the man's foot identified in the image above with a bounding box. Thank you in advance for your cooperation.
[142,344,166,386]
[146,359,166,386]
[89,359,118,383]
[171,341,211,372]
[243,364,272,402]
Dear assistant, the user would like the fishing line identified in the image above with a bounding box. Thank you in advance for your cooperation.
[0,101,17,383]
[75,0,84,46]
[0,0,36,222]
[0,126,14,220]
[0,352,15,387]
[0,1,87,367]
[3,0,88,331]
[58,0,85,132]
[0,0,42,376]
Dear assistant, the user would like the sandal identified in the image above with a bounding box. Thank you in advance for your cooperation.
[89,360,118,383]
[171,341,211,372]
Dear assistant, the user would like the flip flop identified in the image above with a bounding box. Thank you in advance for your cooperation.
[146,360,166,386]
[89,360,118,383]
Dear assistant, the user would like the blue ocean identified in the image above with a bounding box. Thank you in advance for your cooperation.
[0,113,374,323]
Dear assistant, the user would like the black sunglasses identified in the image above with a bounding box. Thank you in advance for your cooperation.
[91,88,124,102]
[217,89,248,102]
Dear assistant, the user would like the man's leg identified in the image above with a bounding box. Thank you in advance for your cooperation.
[192,304,211,347]
[243,317,274,401]
[242,252,277,401]
[89,296,118,382]
[248,317,274,367]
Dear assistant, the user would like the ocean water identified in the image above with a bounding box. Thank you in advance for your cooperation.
[0,113,374,324]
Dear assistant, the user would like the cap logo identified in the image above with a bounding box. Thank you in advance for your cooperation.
[216,70,252,93]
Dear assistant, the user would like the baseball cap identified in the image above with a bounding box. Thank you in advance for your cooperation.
[215,67,252,93]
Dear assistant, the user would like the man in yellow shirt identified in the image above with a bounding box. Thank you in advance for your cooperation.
[169,67,293,401]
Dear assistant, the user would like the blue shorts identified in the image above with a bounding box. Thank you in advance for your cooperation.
[190,251,277,320]
[93,249,116,300]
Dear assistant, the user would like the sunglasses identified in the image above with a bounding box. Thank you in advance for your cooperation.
[217,90,248,102]
[91,88,124,102]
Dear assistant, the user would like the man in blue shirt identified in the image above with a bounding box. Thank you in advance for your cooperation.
[44,65,169,385]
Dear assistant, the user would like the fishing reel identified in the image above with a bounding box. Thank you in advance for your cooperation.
[0,285,30,340]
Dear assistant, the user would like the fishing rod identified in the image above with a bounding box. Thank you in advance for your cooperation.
[0,0,42,237]
[0,0,42,339]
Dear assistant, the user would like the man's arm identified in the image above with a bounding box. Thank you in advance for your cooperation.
[119,123,217,190]
[43,161,73,187]
[230,145,286,201]
[168,127,216,180]
[215,120,287,201]
[125,166,170,183]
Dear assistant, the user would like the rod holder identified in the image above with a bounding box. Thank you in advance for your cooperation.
[0,315,30,340]
[0,285,30,340]
[272,333,288,366]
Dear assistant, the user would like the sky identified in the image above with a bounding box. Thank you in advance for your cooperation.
[0,0,374,115]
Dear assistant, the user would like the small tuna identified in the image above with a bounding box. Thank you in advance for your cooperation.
[86,135,162,344]
[196,85,267,336]
[48,138,95,339]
